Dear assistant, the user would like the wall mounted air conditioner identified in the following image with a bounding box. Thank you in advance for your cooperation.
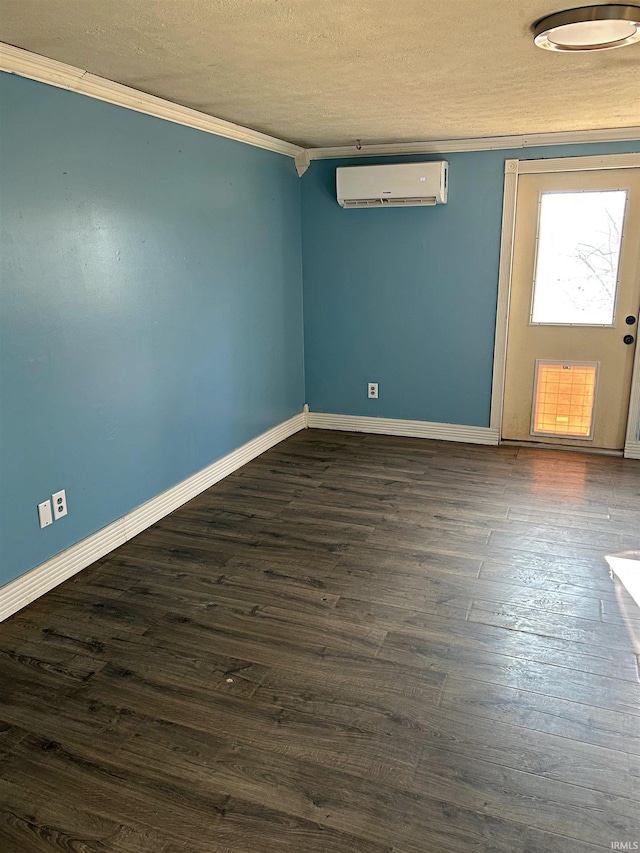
[336,161,448,208]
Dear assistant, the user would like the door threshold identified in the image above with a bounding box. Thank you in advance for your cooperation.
[499,440,623,457]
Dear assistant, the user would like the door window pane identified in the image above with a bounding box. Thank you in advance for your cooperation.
[531,190,627,325]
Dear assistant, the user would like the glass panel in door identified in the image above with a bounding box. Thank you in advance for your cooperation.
[531,190,626,325]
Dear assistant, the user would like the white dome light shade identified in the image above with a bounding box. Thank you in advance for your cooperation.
[533,4,640,51]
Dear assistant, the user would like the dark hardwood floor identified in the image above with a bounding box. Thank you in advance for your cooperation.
[1,429,639,852]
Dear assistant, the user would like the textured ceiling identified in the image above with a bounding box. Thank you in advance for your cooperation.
[1,0,639,148]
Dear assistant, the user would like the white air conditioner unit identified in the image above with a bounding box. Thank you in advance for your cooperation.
[336,161,448,208]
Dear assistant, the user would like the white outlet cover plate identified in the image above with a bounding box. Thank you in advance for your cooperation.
[52,489,68,519]
[38,500,53,528]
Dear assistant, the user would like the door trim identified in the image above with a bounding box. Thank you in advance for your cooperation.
[491,153,640,457]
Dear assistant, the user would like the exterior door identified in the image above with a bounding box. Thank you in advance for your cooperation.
[502,168,640,450]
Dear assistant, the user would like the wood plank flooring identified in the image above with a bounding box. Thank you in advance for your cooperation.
[1,429,639,852]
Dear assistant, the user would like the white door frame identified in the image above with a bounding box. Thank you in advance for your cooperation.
[490,152,640,459]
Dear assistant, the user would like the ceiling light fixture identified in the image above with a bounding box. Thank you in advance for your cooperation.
[533,4,640,51]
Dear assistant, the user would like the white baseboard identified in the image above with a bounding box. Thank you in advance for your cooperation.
[307,411,499,445]
[624,440,640,460]
[0,411,306,623]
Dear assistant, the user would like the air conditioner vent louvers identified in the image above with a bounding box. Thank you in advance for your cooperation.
[343,197,437,208]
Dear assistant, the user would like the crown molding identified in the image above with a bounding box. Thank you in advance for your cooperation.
[3,43,638,167]
[305,126,640,161]
[0,42,303,159]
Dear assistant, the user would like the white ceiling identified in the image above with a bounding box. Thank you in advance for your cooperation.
[1,0,639,148]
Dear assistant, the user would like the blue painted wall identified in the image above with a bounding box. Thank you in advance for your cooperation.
[0,72,305,586]
[301,141,640,425]
[2,68,639,592]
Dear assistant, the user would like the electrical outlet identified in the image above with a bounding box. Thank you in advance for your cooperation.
[38,500,53,528]
[52,489,68,519]
[367,382,379,399]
